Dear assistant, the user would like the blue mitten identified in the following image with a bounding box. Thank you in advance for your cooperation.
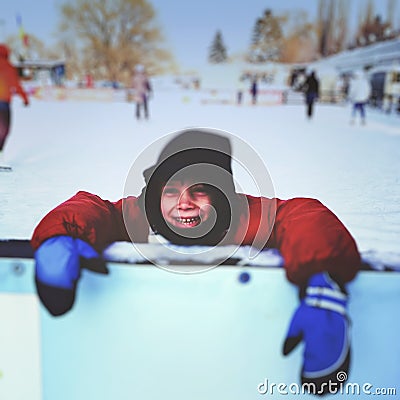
[35,236,108,316]
[283,272,350,395]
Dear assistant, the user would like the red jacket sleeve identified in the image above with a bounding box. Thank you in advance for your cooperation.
[31,191,149,251]
[11,68,29,103]
[0,60,29,104]
[272,198,360,286]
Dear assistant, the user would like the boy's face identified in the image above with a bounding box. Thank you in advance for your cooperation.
[160,179,213,229]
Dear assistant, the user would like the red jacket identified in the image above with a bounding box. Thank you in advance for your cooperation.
[0,45,29,104]
[31,191,360,286]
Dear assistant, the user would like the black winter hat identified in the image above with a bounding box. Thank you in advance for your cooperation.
[142,129,237,245]
[143,129,235,190]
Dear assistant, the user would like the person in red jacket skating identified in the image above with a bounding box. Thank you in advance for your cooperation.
[32,129,360,394]
[0,44,29,169]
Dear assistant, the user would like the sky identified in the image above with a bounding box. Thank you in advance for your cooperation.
[0,0,398,70]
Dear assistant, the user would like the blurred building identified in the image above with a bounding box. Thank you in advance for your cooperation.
[15,59,66,86]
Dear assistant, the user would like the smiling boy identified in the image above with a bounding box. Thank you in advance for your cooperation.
[32,128,360,393]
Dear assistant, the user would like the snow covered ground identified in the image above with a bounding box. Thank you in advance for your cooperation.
[1,85,399,259]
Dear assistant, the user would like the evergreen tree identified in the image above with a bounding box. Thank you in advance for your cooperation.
[248,9,283,63]
[251,19,263,47]
[208,30,228,63]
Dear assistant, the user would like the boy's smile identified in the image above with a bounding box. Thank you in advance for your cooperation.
[161,180,212,229]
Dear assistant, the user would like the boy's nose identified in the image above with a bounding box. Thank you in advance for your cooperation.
[177,189,194,209]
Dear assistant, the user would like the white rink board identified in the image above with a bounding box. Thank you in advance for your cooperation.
[0,258,399,400]
[0,293,42,400]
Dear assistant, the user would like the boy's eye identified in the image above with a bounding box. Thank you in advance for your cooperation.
[163,187,179,196]
[190,185,209,196]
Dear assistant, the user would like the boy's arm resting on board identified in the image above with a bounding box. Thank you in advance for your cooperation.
[31,191,149,316]
[273,197,360,286]
[238,195,356,387]
[274,198,358,390]
[31,191,148,251]
[32,192,361,284]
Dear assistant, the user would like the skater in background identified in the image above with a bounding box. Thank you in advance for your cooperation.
[250,76,258,105]
[0,44,29,169]
[348,70,371,125]
[236,76,246,105]
[32,129,360,393]
[303,70,320,119]
[131,64,152,120]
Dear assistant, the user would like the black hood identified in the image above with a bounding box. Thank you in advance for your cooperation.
[140,129,238,245]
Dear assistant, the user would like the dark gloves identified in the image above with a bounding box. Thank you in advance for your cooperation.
[35,236,108,316]
[283,272,350,395]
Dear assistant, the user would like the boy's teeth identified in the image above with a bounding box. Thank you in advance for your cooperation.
[176,217,200,224]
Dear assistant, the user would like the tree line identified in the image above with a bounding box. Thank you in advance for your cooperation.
[4,0,399,81]
[209,0,399,64]
[6,0,177,84]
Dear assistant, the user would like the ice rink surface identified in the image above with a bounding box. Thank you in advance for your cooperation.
[1,87,399,255]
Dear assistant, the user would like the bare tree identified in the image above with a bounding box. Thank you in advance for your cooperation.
[280,10,317,63]
[316,0,350,56]
[385,0,396,38]
[355,0,392,45]
[317,0,330,57]
[387,0,396,28]
[6,34,62,61]
[317,0,335,56]
[330,0,349,53]
[58,0,175,83]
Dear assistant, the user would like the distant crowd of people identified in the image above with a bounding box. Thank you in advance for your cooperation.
[236,68,372,125]
[0,38,377,173]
